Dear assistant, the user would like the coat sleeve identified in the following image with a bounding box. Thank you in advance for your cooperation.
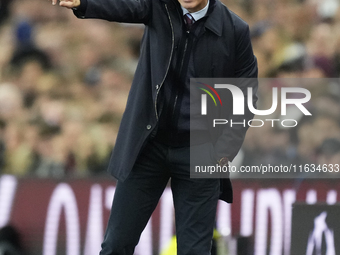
[213,18,258,162]
[73,0,152,24]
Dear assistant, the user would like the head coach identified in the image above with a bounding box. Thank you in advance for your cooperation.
[52,0,258,254]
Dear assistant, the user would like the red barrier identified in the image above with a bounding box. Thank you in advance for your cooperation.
[0,175,339,255]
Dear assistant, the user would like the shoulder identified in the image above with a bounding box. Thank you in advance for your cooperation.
[217,1,249,32]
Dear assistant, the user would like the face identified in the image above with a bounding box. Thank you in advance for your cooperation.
[178,0,208,13]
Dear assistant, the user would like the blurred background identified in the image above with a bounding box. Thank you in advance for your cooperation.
[0,0,340,178]
[1,0,340,178]
[1,0,340,254]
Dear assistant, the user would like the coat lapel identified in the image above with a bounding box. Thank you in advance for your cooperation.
[204,0,232,37]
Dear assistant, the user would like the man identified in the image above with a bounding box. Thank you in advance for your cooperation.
[53,0,257,254]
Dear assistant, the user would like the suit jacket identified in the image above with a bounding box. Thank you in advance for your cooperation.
[74,0,258,203]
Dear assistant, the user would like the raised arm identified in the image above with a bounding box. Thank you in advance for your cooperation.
[50,0,152,24]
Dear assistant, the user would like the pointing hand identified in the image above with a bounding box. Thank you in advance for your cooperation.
[50,0,81,9]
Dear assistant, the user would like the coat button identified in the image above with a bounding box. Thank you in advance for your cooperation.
[156,84,159,90]
[146,125,152,130]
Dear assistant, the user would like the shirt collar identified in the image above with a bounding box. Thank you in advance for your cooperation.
[181,0,210,21]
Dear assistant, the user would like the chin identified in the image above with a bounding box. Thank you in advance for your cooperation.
[179,1,195,9]
[183,3,196,11]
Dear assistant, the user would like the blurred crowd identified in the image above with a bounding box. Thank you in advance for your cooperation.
[0,0,340,178]
[237,0,340,177]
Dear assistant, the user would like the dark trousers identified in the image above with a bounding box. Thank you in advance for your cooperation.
[100,140,220,255]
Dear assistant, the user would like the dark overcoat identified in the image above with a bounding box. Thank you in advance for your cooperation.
[75,0,258,202]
